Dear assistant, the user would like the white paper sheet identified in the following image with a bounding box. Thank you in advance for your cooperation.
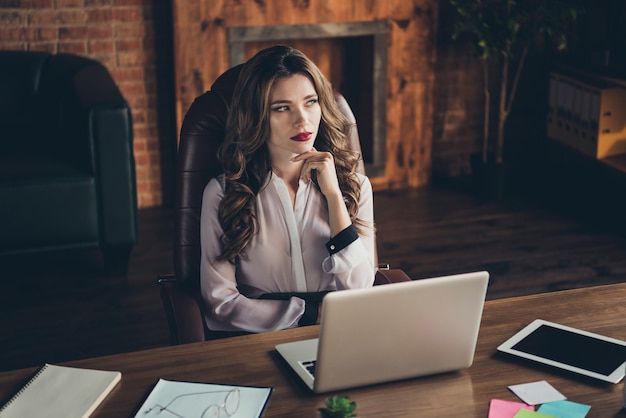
[135,379,272,418]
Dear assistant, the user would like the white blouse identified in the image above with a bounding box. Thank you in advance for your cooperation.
[200,172,376,333]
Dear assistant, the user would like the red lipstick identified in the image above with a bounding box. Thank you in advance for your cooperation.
[291,132,313,142]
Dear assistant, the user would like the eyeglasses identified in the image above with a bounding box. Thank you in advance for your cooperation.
[142,388,240,418]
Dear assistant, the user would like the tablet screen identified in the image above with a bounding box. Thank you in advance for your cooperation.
[511,323,626,376]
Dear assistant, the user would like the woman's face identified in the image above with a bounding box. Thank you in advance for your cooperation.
[266,73,321,160]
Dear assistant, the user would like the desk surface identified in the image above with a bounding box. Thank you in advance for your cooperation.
[2,282,626,417]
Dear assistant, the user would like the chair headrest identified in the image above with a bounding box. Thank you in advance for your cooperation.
[210,64,243,106]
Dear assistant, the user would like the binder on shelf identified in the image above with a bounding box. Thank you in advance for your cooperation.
[546,71,626,159]
[0,363,121,418]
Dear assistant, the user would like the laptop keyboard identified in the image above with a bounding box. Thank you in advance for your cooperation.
[300,360,317,377]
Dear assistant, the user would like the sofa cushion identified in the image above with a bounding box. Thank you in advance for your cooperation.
[0,153,98,253]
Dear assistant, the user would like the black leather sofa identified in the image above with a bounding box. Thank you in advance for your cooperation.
[0,51,138,273]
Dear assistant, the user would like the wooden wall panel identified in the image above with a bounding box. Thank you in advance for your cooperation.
[172,0,438,190]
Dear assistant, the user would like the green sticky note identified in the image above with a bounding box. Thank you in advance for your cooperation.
[537,400,591,418]
[513,409,557,418]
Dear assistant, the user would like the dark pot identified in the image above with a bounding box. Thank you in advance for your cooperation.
[470,152,510,200]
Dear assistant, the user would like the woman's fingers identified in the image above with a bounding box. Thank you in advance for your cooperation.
[296,150,330,178]
[297,150,340,196]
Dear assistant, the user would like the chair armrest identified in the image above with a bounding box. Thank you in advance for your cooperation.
[158,275,207,345]
[374,269,411,285]
[158,268,411,346]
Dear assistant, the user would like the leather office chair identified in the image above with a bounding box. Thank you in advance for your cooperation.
[0,51,137,273]
[159,64,409,345]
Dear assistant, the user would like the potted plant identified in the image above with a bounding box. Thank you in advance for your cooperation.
[319,395,357,418]
[448,0,584,197]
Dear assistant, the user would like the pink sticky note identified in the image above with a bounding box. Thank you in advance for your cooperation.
[489,399,534,418]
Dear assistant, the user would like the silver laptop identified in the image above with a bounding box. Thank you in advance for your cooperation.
[275,271,489,393]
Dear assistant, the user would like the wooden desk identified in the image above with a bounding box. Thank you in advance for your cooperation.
[2,283,626,417]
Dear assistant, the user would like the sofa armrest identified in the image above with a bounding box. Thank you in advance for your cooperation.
[62,57,137,249]
[90,104,137,248]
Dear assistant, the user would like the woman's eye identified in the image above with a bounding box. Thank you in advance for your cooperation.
[272,106,288,112]
[306,99,318,106]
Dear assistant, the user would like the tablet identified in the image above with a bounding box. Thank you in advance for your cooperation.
[497,319,626,383]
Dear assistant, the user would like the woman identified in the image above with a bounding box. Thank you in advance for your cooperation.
[200,45,376,333]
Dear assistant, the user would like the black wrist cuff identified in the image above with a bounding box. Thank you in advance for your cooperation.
[298,301,320,326]
[325,224,358,255]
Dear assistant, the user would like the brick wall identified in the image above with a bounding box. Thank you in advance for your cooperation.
[433,42,484,178]
[0,0,176,208]
[432,5,487,180]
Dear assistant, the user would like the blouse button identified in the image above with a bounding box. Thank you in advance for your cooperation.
[330,244,336,251]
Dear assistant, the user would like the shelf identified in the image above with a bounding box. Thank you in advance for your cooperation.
[543,138,626,187]
[600,154,626,173]
[554,62,626,89]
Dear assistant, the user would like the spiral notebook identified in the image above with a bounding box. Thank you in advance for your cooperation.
[0,363,121,418]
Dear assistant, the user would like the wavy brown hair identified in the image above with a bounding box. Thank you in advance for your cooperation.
[217,45,366,263]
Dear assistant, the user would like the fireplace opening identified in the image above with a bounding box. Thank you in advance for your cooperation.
[228,21,388,177]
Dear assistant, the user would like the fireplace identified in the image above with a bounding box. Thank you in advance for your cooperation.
[227,21,388,177]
